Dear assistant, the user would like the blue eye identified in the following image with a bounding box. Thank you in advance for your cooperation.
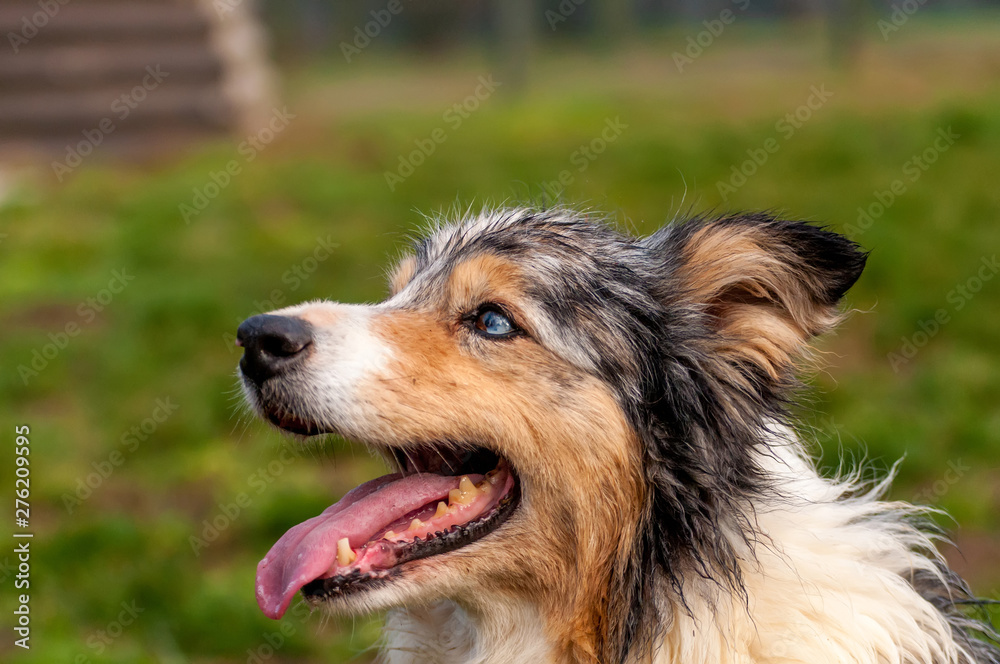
[475,308,517,337]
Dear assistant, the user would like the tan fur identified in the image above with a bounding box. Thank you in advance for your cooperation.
[677,224,841,381]
[389,256,417,296]
[293,305,344,327]
[445,254,528,323]
[364,302,645,661]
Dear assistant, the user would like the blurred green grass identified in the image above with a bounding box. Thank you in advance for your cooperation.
[2,19,1000,662]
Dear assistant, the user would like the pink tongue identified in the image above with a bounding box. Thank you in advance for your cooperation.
[256,472,469,619]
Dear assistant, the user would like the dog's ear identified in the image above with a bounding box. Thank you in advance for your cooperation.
[627,214,866,606]
[652,213,867,383]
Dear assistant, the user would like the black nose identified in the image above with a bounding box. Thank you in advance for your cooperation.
[237,314,313,385]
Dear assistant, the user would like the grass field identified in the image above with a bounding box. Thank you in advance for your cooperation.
[2,18,999,663]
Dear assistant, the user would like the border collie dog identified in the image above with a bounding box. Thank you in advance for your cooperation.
[237,208,999,664]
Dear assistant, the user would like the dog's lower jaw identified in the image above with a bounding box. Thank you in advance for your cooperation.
[380,599,554,664]
[374,536,636,664]
[370,511,641,664]
[383,443,988,664]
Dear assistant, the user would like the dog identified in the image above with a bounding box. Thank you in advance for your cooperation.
[237,207,999,664]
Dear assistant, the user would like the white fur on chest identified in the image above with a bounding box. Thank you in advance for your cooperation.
[379,599,552,664]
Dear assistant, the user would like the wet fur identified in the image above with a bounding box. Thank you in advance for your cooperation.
[246,207,1000,664]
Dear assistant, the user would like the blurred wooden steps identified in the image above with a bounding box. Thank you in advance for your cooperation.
[0,0,276,166]
[0,46,223,90]
[0,3,211,45]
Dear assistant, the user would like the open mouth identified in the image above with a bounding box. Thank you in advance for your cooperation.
[255,441,520,619]
[263,405,325,437]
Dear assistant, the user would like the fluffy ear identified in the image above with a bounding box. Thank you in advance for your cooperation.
[655,213,867,383]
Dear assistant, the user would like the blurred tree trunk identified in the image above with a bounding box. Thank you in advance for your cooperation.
[595,0,635,46]
[669,0,715,21]
[496,0,534,94]
[828,0,865,67]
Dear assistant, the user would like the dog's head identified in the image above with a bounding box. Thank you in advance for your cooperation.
[238,208,866,660]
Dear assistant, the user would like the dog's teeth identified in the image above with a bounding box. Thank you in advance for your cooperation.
[408,518,425,531]
[337,537,356,566]
[449,476,482,506]
[434,501,450,519]
[383,530,396,539]
[476,479,491,492]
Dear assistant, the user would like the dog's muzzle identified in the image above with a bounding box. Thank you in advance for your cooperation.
[236,314,313,385]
